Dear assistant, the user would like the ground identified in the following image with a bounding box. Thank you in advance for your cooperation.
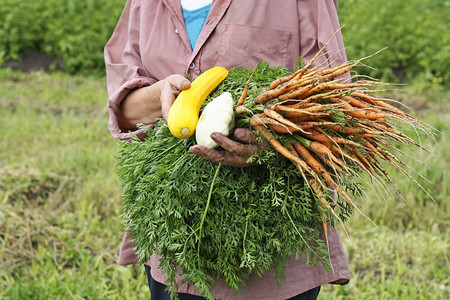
[1,53,63,73]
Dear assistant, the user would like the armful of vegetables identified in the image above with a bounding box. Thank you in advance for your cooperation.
[167,66,263,167]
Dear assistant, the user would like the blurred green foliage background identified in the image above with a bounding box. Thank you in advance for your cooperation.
[0,1,448,299]
[0,0,449,84]
[0,0,125,75]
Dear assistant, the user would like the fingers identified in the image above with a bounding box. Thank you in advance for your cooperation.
[189,144,252,167]
[160,94,173,121]
[210,132,260,158]
[176,77,191,91]
[166,74,191,92]
[189,144,226,163]
[234,128,267,148]
[189,129,264,167]
[189,132,261,167]
[160,75,191,120]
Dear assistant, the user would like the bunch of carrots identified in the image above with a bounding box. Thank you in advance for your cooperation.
[235,46,435,241]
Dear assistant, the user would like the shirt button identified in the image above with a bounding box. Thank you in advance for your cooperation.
[175,28,179,34]
[189,62,195,69]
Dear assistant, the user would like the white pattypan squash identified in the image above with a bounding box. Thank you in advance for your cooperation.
[195,92,235,149]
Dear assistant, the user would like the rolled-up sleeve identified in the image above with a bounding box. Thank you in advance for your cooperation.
[104,0,157,141]
[298,0,347,69]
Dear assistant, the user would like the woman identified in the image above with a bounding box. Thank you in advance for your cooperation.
[105,1,350,299]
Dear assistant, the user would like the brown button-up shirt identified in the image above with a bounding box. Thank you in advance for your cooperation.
[105,0,350,299]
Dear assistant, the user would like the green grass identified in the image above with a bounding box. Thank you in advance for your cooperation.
[0,70,148,299]
[0,70,448,299]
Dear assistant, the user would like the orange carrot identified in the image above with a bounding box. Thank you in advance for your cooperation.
[308,140,345,168]
[277,84,316,101]
[249,114,295,134]
[315,61,354,77]
[327,124,371,135]
[318,60,360,81]
[279,101,316,109]
[296,129,331,147]
[350,92,408,117]
[318,48,387,81]
[268,121,337,135]
[298,91,343,104]
[255,77,318,103]
[293,79,344,100]
[294,135,345,172]
[350,146,376,174]
[237,71,255,106]
[363,140,385,159]
[269,72,298,90]
[297,128,363,148]
[270,103,337,119]
[308,176,350,246]
[269,124,300,134]
[289,114,330,123]
[328,144,371,173]
[297,121,337,129]
[365,137,411,176]
[252,125,317,179]
[342,95,373,109]
[254,89,284,103]
[290,28,340,82]
[321,80,386,90]
[263,107,310,134]
[307,177,330,251]
[271,73,319,92]
[294,142,375,225]
[235,105,251,114]
[370,122,428,151]
[329,98,391,120]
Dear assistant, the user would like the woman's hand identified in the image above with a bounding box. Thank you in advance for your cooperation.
[189,128,267,167]
[118,74,191,130]
[159,74,191,121]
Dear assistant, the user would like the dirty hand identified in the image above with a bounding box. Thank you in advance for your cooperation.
[189,128,267,167]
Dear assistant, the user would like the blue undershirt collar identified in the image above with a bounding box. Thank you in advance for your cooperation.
[182,4,211,50]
